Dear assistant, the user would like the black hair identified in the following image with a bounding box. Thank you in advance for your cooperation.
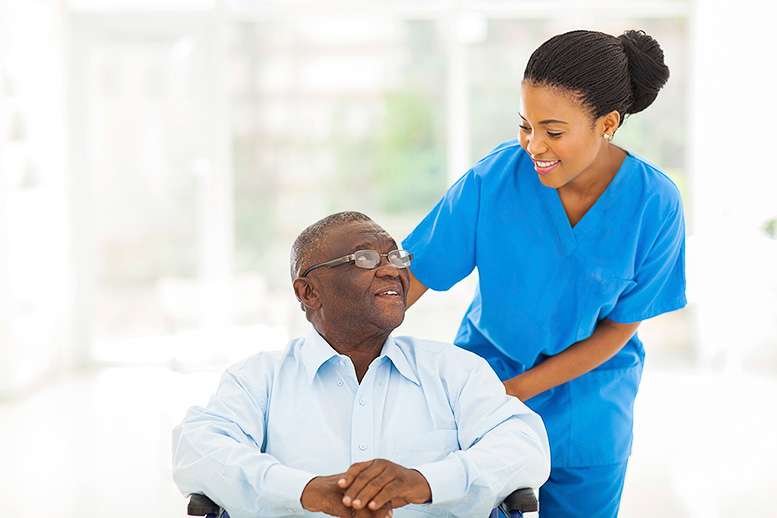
[523,29,670,126]
[290,211,373,279]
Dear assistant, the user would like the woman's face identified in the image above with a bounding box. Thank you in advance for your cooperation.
[518,82,615,189]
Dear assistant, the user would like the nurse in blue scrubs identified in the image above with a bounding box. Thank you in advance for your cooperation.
[402,30,686,517]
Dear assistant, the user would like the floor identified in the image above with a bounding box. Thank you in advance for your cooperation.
[1,364,775,517]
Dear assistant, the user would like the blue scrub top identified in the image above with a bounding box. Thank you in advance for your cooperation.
[402,140,686,468]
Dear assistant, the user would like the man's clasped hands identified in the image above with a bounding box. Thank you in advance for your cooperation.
[301,458,432,518]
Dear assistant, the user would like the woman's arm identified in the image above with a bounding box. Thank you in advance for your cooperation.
[406,271,429,308]
[504,319,640,401]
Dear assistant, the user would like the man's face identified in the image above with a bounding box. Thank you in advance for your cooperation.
[302,220,410,336]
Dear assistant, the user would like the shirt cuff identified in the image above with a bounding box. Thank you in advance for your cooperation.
[413,454,468,505]
[262,463,317,513]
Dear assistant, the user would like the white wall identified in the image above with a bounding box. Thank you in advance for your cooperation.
[0,0,72,396]
[689,0,777,369]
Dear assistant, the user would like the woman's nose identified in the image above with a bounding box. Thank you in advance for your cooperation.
[526,136,547,157]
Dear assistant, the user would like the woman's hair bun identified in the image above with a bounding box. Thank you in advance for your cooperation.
[617,29,670,114]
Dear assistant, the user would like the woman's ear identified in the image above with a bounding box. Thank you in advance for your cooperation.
[600,110,622,137]
[293,277,321,312]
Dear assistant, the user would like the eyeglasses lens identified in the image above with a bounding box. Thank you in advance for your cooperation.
[354,250,381,269]
[388,250,411,268]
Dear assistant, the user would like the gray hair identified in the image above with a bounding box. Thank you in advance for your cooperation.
[290,211,373,279]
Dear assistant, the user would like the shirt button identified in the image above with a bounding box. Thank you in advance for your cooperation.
[359,398,366,406]
[337,380,344,387]
[359,444,367,451]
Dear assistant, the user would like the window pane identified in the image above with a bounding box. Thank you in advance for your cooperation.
[229,17,447,336]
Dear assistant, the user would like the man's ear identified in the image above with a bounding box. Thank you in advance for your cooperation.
[293,277,321,312]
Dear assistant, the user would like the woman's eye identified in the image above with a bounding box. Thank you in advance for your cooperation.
[519,125,532,132]
[547,132,563,138]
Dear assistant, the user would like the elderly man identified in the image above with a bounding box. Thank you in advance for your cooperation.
[172,212,550,518]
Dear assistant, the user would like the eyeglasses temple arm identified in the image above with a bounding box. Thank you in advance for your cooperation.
[299,254,355,278]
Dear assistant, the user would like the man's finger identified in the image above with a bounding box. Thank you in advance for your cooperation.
[342,461,387,507]
[354,502,392,518]
[338,460,374,489]
[366,480,405,511]
[321,498,353,518]
[351,469,395,510]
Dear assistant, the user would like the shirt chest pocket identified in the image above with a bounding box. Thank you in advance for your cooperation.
[587,267,634,304]
[386,429,459,466]
[574,267,635,335]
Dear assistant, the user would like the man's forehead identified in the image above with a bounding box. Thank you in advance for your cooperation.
[326,221,394,252]
[352,221,391,239]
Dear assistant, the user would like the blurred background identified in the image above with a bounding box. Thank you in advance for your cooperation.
[1,0,776,516]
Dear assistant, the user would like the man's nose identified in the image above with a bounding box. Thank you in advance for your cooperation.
[374,259,400,277]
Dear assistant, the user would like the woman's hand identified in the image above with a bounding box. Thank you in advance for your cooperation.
[503,375,530,400]
[405,271,429,308]
[503,319,640,401]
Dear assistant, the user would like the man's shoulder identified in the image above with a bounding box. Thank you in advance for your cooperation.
[392,336,489,372]
[225,337,303,381]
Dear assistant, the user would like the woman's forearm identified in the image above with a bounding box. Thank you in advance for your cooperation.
[405,271,429,308]
[505,319,640,401]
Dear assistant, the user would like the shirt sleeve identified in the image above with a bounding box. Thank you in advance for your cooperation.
[171,367,315,518]
[402,169,481,291]
[412,356,551,516]
[608,201,687,324]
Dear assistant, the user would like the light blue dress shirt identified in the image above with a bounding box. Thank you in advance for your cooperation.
[172,328,550,518]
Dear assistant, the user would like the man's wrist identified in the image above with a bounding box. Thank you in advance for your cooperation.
[409,469,432,503]
[300,476,322,511]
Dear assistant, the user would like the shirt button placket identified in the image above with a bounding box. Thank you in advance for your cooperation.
[352,379,373,462]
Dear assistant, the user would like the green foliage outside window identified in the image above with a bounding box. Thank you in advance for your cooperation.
[331,90,446,215]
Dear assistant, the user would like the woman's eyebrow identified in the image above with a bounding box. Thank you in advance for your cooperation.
[519,113,569,125]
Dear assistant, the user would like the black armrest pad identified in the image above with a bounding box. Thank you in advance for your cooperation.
[188,489,537,515]
[501,487,538,513]
[188,494,221,516]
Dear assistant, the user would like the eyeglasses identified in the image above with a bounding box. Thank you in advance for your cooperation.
[299,249,412,278]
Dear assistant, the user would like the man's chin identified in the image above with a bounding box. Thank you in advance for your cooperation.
[373,309,405,333]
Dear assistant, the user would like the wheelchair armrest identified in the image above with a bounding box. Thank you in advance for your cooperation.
[188,494,221,516]
[188,488,538,516]
[500,487,538,514]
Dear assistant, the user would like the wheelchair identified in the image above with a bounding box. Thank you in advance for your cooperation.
[187,487,538,517]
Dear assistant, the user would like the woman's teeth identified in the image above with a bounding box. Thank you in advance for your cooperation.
[536,160,558,167]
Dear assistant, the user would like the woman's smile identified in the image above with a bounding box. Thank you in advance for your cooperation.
[533,159,561,176]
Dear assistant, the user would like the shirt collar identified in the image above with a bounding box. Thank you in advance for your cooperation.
[301,328,420,386]
[301,328,340,383]
[380,337,421,386]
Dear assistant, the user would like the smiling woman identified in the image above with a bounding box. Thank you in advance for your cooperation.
[518,83,630,226]
[402,28,685,518]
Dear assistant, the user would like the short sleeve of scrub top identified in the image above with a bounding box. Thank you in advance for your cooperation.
[403,168,481,291]
[607,201,686,323]
[402,140,687,468]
